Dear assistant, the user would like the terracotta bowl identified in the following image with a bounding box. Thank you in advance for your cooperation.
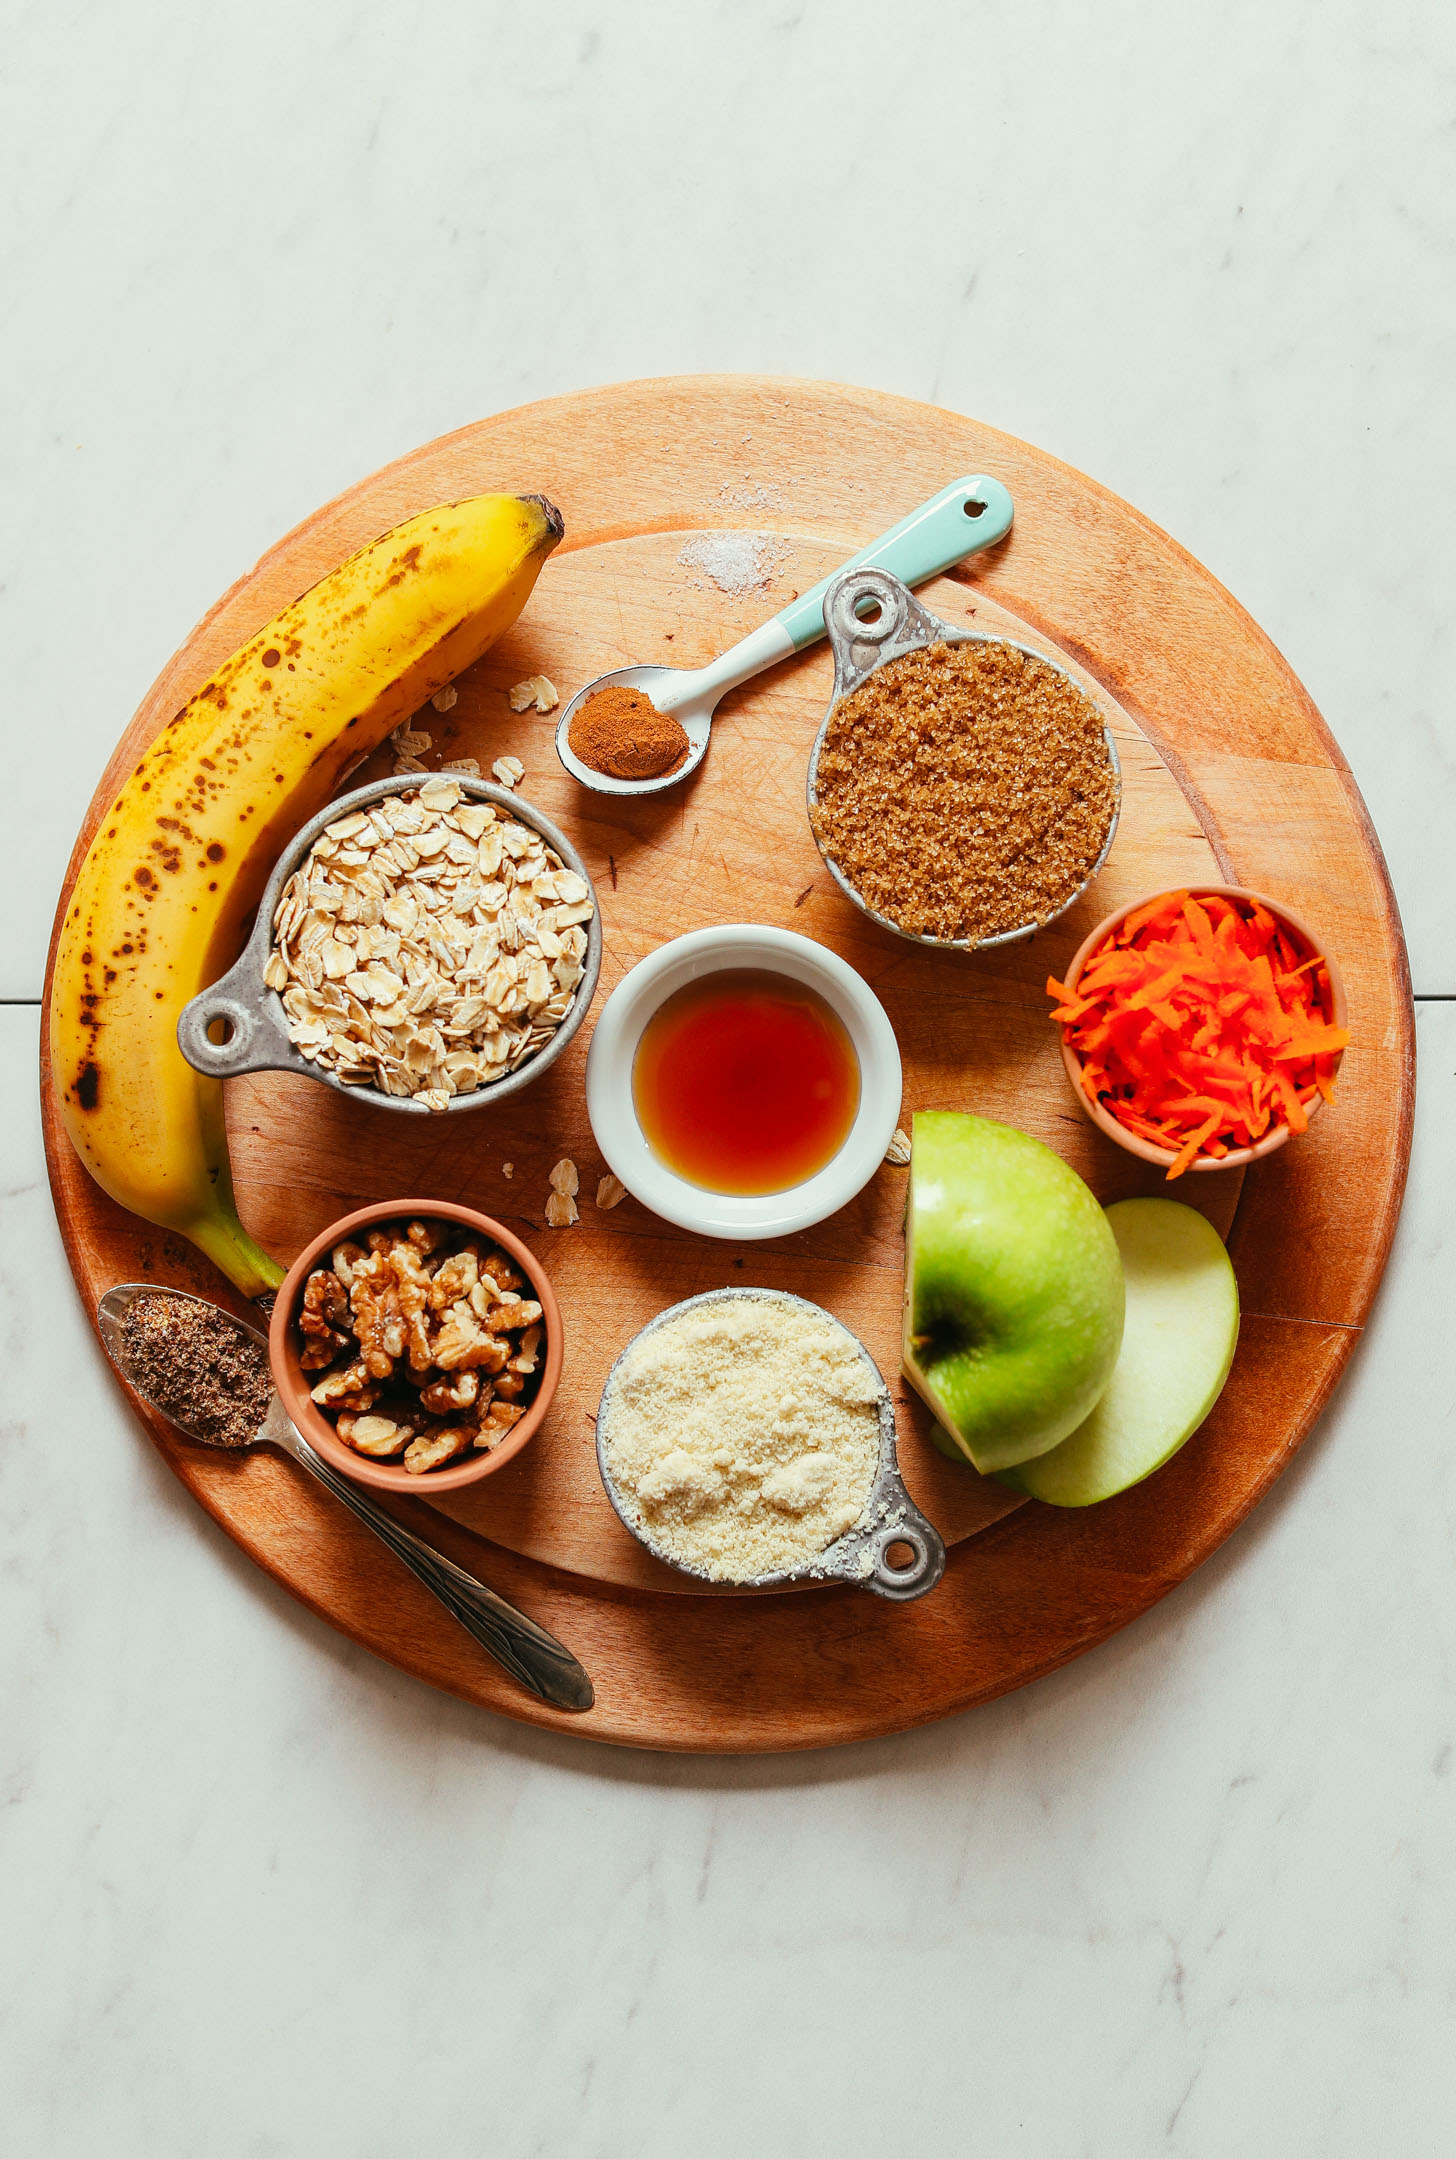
[268,1199,562,1492]
[1057,884,1348,1174]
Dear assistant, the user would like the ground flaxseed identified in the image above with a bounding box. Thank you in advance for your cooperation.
[809,640,1118,944]
[120,1292,272,1448]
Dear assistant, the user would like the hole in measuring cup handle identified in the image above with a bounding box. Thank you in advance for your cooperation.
[861,1513,947,1602]
[176,981,260,1075]
[824,566,908,655]
[873,1524,930,1588]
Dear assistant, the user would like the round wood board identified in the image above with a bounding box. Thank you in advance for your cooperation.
[42,375,1414,1752]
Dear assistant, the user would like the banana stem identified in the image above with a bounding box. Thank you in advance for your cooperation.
[186,1209,286,1300]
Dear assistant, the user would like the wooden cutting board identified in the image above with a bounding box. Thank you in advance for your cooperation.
[42,375,1414,1750]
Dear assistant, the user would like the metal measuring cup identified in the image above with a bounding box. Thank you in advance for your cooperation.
[176,771,603,1113]
[806,567,1122,950]
[595,1287,946,1603]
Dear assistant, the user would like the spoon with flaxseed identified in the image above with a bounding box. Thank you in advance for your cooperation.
[96,1283,594,1712]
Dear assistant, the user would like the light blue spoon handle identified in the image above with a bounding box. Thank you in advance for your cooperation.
[648,473,1016,723]
[776,474,1013,652]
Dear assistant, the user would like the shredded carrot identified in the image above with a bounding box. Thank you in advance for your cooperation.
[1169,1114,1222,1178]
[1121,889,1188,940]
[1050,889,1347,1178]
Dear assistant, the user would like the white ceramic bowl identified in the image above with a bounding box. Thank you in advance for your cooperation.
[584,925,903,1240]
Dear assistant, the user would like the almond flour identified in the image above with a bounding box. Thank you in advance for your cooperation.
[600,1295,882,1581]
[810,639,1118,945]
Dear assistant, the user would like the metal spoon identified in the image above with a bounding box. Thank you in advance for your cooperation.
[96,1283,595,1713]
[554,473,1014,797]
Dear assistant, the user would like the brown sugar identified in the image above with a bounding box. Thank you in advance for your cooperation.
[568,685,690,781]
[809,640,1119,944]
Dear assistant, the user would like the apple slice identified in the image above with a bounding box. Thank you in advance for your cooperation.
[902,1112,1125,1474]
[998,1197,1239,1506]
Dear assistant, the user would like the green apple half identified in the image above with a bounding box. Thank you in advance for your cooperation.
[903,1112,1125,1473]
[993,1196,1240,1505]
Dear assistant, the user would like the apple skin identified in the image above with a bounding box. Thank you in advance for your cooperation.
[902,1112,1124,1474]
[997,1197,1239,1506]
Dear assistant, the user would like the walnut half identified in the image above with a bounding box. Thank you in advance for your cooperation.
[403,1425,473,1475]
[336,1411,411,1458]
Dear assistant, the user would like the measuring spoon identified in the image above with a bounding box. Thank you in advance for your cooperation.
[553,473,1013,797]
[97,1283,595,1712]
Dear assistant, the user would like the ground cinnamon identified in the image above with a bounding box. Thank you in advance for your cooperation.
[568,685,689,781]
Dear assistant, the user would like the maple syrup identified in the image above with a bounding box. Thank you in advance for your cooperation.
[632,968,860,1195]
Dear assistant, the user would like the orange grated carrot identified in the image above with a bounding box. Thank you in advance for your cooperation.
[1120,890,1189,940]
[1050,890,1344,1176]
[1168,1113,1223,1179]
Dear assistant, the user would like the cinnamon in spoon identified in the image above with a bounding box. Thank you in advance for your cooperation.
[568,685,689,781]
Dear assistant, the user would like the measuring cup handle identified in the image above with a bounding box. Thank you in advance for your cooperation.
[775,474,1012,654]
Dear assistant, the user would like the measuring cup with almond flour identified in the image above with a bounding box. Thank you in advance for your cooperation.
[807,566,1122,950]
[594,1287,946,1602]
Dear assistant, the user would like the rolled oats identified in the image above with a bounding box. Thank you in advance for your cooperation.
[269,784,593,1110]
[596,1174,627,1210]
[508,674,559,714]
[884,1127,912,1166]
[492,756,525,790]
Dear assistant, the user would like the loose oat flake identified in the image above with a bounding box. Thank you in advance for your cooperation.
[268,780,593,1109]
[390,719,433,779]
[545,1158,580,1226]
[884,1127,912,1166]
[492,756,525,790]
[596,1174,627,1210]
[509,675,559,714]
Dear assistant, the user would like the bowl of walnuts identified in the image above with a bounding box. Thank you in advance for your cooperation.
[269,1199,562,1491]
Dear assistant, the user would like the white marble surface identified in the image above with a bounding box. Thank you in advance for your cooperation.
[4,5,1454,2153]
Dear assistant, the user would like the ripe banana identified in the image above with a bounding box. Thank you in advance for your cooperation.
[50,490,564,1297]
